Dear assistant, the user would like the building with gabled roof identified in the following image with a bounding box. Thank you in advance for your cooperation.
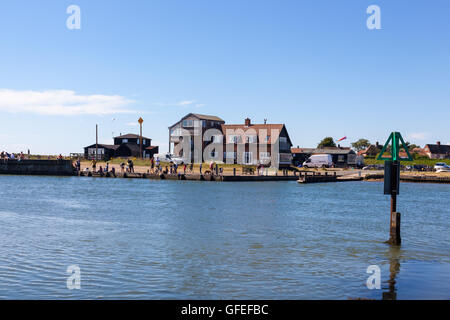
[168,114,293,167]
[84,133,158,160]
[424,142,450,159]
[221,118,293,167]
[168,113,226,162]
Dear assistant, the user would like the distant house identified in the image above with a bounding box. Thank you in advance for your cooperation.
[115,143,141,158]
[84,133,158,160]
[358,142,382,157]
[168,114,293,167]
[312,147,356,167]
[423,142,450,159]
[114,134,151,148]
[168,113,226,162]
[291,147,315,166]
[84,144,119,160]
[221,118,293,167]
[292,145,358,167]
[144,146,159,159]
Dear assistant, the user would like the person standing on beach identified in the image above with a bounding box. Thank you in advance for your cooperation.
[127,159,134,173]
[150,157,155,173]
[120,162,125,173]
[183,163,187,174]
[76,158,81,173]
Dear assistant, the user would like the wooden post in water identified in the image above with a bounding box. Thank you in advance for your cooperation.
[390,194,401,245]
[378,132,412,245]
[388,160,401,245]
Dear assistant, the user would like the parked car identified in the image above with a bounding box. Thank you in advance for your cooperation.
[303,154,333,168]
[434,162,450,172]
[154,153,185,165]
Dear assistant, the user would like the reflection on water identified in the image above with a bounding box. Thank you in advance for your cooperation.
[0,175,448,299]
[382,246,401,300]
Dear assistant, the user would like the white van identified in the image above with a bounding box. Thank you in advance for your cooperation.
[154,153,185,165]
[303,154,333,168]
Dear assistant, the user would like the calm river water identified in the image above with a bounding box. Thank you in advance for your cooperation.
[0,175,448,299]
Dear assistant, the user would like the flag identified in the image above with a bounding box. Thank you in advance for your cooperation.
[337,136,347,142]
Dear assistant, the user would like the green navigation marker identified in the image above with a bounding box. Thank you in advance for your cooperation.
[377,131,413,162]
[378,132,412,246]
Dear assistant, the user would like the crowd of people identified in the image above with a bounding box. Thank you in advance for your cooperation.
[1,151,26,162]
[76,157,225,176]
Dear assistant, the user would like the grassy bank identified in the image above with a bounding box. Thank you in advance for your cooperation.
[363,157,448,167]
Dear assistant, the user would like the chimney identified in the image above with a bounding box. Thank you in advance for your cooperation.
[437,141,441,146]
[245,118,251,126]
[264,118,267,124]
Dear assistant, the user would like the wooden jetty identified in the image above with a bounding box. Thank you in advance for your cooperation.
[78,171,299,182]
[296,171,362,183]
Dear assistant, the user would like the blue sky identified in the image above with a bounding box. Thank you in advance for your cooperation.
[0,0,449,154]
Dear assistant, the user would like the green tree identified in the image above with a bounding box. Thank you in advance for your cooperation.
[404,141,420,150]
[351,139,371,152]
[317,137,336,148]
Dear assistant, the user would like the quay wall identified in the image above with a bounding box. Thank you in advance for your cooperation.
[80,171,299,182]
[0,160,74,176]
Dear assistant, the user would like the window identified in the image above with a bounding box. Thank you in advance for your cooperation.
[247,135,257,143]
[260,152,270,159]
[202,120,206,127]
[264,135,270,142]
[229,135,240,143]
[88,148,104,155]
[122,139,128,143]
[137,139,140,145]
[182,120,193,127]
[225,152,236,159]
[244,152,253,164]
[279,136,289,150]
[338,155,345,162]
[143,139,146,145]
